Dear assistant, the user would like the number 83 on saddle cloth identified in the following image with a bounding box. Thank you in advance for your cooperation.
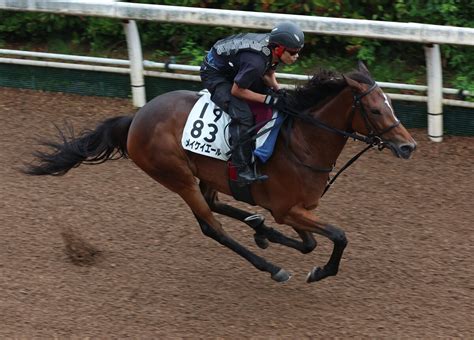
[182,90,285,163]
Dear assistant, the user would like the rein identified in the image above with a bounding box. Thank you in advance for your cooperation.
[282,82,400,197]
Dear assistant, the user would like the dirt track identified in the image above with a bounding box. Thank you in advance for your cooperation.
[0,87,473,338]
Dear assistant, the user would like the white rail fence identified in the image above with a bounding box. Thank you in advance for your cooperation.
[1,1,474,141]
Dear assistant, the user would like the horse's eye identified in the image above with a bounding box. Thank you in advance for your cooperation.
[371,109,381,115]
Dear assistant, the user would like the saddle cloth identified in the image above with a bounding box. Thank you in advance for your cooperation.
[181,90,284,163]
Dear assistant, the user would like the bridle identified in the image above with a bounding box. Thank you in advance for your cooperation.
[286,82,400,147]
[351,82,401,148]
[282,81,401,196]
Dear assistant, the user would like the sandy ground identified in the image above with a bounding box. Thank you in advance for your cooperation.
[0,87,473,338]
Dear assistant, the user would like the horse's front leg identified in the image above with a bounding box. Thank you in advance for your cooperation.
[199,182,317,253]
[283,206,348,283]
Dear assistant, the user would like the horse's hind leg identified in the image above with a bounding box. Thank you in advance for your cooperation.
[199,182,317,254]
[186,187,292,282]
[152,174,291,282]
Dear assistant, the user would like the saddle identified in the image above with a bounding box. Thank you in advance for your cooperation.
[182,90,284,163]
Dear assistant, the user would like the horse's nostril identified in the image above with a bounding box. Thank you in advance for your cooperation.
[400,143,416,156]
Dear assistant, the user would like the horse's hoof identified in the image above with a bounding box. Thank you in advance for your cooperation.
[306,267,325,283]
[271,269,292,283]
[244,214,265,225]
[254,233,269,249]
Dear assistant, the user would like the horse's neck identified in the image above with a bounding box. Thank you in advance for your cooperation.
[291,87,354,168]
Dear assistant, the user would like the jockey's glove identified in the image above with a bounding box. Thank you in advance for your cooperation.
[264,92,288,111]
[275,89,288,98]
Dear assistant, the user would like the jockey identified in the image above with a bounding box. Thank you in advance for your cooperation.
[200,22,304,184]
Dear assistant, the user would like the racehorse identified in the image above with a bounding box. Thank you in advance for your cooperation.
[23,62,416,283]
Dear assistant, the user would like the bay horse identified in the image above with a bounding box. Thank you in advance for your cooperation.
[23,62,416,283]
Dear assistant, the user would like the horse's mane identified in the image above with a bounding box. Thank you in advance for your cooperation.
[286,68,375,111]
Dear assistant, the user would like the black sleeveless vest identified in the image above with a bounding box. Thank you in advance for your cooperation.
[210,33,272,77]
[213,33,271,58]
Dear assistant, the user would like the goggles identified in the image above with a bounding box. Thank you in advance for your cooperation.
[285,48,301,56]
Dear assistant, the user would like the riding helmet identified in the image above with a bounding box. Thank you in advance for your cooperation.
[269,22,304,49]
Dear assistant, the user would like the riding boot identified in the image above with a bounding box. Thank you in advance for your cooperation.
[229,119,268,184]
[228,96,268,184]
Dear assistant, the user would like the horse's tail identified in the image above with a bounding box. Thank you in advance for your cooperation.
[23,115,133,176]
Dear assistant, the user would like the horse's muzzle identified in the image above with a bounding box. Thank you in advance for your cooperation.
[386,141,417,159]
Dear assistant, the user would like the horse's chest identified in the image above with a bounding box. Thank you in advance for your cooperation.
[299,181,326,209]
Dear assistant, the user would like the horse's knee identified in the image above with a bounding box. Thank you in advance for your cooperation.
[301,238,317,254]
[296,231,317,254]
[326,225,348,247]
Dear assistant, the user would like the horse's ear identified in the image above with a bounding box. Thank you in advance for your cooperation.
[358,60,370,75]
[343,74,362,91]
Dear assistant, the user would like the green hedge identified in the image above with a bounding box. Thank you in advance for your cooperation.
[0,0,473,92]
